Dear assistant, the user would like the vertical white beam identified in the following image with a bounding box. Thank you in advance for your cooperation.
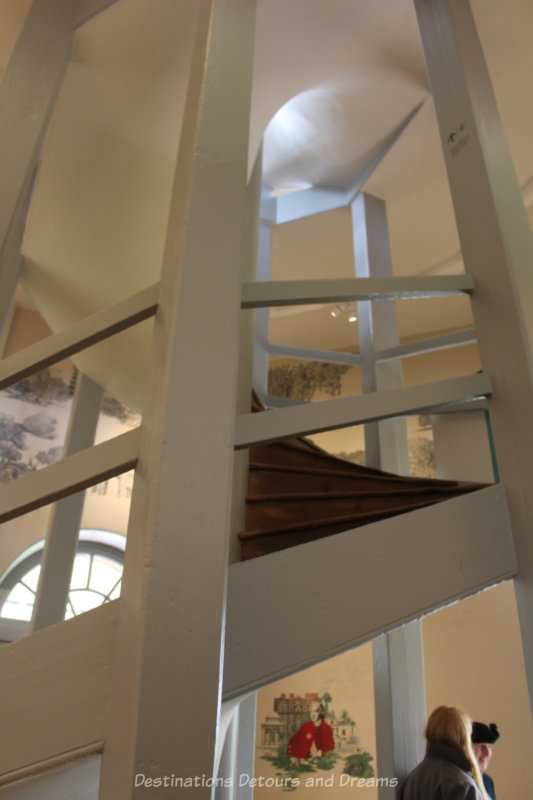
[215,694,257,800]
[415,0,533,712]
[373,624,426,791]
[230,142,263,564]
[99,1,256,797]
[30,373,102,631]
[351,194,426,795]
[253,222,272,396]
[253,165,272,396]
[233,693,257,800]
[216,706,240,800]
[351,194,410,475]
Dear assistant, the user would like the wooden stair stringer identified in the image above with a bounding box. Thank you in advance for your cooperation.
[223,484,516,700]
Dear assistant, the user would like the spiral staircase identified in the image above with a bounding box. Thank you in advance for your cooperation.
[0,1,532,799]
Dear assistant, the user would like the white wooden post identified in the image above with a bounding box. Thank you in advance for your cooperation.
[254,170,273,397]
[99,1,256,797]
[220,137,261,797]
[351,193,426,795]
[233,693,257,800]
[373,624,427,792]
[30,372,103,631]
[253,226,272,399]
[253,221,273,398]
[415,0,533,713]
[230,147,263,564]
[351,193,410,475]
[215,694,257,800]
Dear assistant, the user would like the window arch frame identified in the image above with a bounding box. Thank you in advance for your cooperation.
[0,530,125,641]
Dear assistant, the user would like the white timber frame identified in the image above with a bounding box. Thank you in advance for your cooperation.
[242,274,474,308]
[30,372,103,632]
[0,0,155,784]
[223,484,515,698]
[245,185,493,799]
[0,0,530,793]
[352,192,426,796]
[221,131,264,798]
[235,373,492,448]
[415,0,533,713]
[99,0,257,797]
[352,193,410,476]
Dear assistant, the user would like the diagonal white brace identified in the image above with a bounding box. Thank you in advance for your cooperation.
[0,427,139,523]
[0,283,159,390]
[235,372,491,448]
[241,275,474,309]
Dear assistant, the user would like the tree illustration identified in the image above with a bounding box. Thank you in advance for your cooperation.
[268,362,349,401]
[321,692,332,715]
[35,447,63,467]
[343,751,375,778]
[0,411,61,484]
[5,368,71,405]
[409,437,436,478]
[22,412,57,439]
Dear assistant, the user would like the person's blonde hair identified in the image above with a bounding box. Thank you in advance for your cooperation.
[425,706,488,799]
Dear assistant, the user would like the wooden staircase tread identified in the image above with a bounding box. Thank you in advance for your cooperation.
[251,438,397,476]
[243,395,488,561]
[248,459,463,486]
[238,498,444,540]
[245,483,485,503]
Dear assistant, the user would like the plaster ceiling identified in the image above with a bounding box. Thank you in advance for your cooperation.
[1,0,533,408]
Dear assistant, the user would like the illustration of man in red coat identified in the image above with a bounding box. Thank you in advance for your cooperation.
[287,701,335,760]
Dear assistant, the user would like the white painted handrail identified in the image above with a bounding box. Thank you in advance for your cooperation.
[0,283,159,390]
[376,327,477,361]
[0,428,140,523]
[235,372,491,448]
[241,275,474,309]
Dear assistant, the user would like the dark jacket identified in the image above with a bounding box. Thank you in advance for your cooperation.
[482,772,495,800]
[401,742,484,800]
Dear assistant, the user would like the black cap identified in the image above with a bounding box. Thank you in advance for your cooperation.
[472,722,500,744]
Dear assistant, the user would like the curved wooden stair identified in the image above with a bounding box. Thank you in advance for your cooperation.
[239,415,488,561]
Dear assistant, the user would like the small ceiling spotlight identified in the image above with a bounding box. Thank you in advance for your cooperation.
[330,303,357,322]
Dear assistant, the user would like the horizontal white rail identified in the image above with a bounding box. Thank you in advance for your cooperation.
[223,484,515,698]
[376,327,477,361]
[267,343,361,366]
[235,372,491,448]
[241,275,474,309]
[0,428,140,523]
[0,283,159,390]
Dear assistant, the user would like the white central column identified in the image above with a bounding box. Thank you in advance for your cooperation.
[351,193,410,475]
[351,193,426,796]
[99,1,257,797]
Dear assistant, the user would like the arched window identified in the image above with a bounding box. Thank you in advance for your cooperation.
[0,530,125,622]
